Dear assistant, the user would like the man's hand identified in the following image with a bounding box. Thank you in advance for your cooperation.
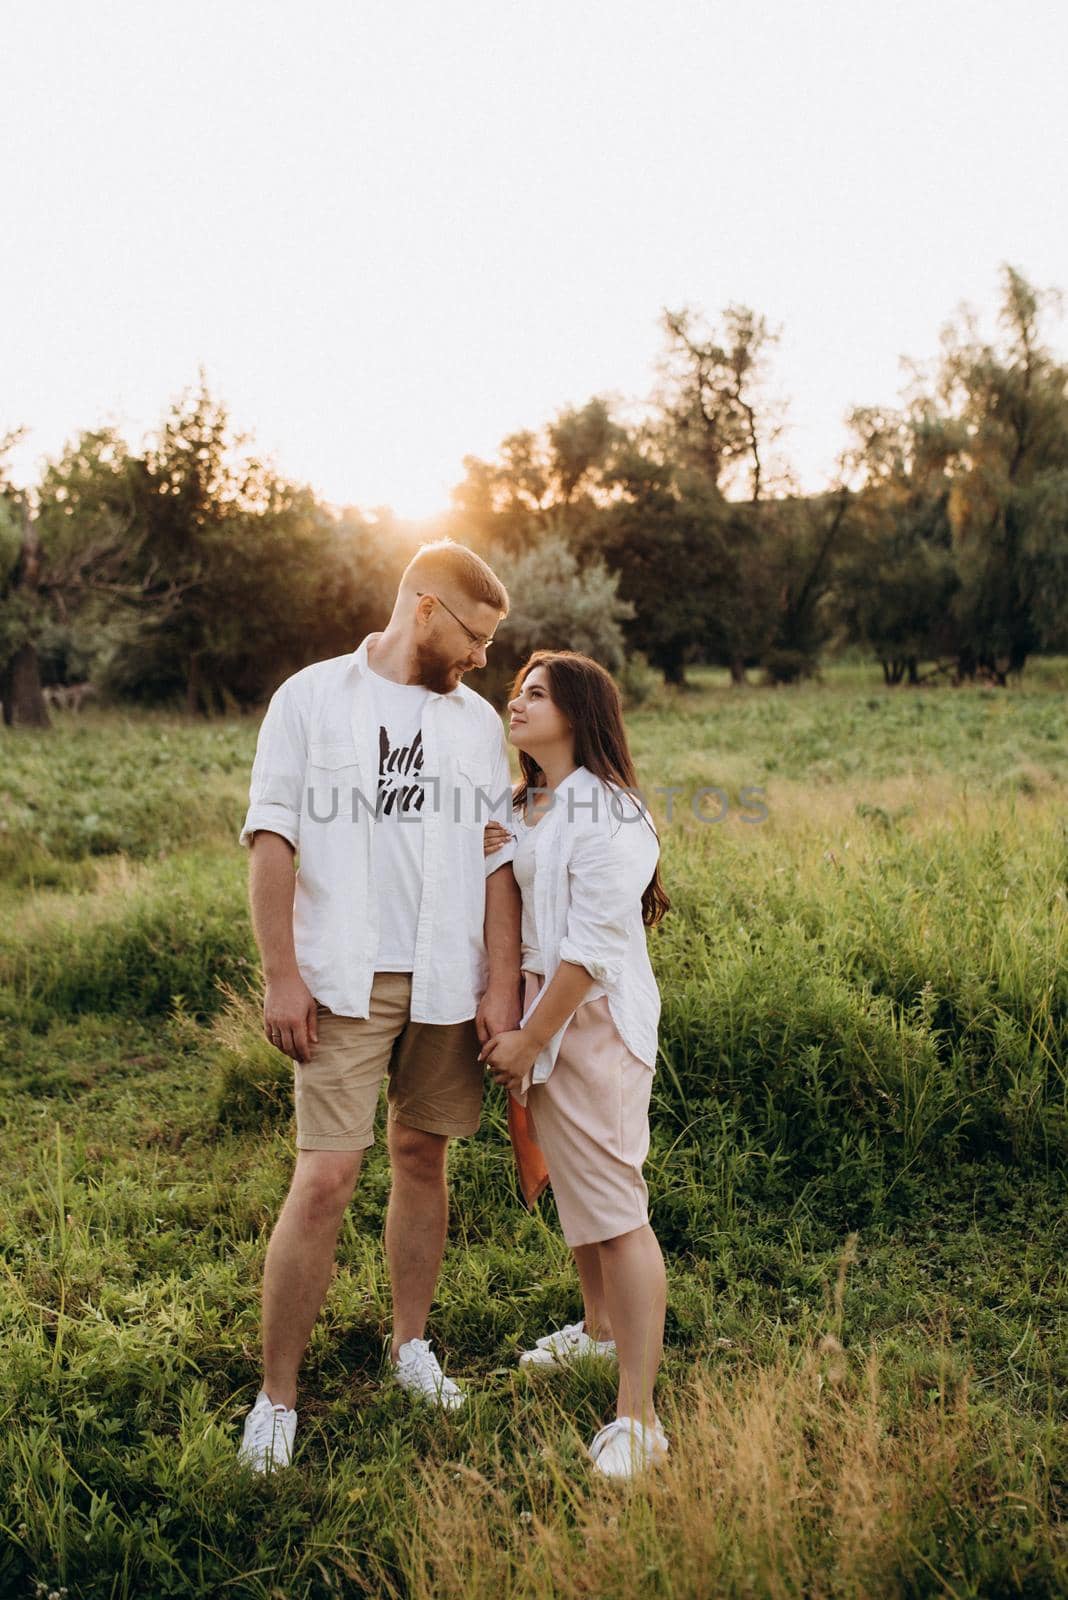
[264,972,319,1063]
[476,979,521,1046]
[479,1028,539,1093]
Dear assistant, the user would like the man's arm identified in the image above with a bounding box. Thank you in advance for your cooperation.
[249,831,318,1062]
[475,863,522,1044]
[479,959,595,1091]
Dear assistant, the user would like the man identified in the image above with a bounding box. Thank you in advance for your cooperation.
[235,539,520,1473]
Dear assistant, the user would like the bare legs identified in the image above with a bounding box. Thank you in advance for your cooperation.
[259,1123,451,1408]
[385,1122,450,1360]
[573,1243,610,1339]
[572,1225,667,1426]
[262,1149,364,1410]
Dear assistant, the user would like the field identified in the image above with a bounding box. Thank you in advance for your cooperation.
[1,660,1066,1599]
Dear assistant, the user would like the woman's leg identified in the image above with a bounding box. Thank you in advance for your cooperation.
[572,1243,612,1340]
[596,1223,666,1424]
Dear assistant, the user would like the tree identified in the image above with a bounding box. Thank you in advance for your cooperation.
[757,491,852,684]
[86,378,338,711]
[658,303,789,502]
[648,302,800,684]
[599,449,730,685]
[832,407,960,683]
[0,431,50,727]
[450,398,625,554]
[935,266,1068,680]
[488,531,633,683]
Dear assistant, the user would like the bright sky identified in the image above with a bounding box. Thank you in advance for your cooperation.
[3,0,1066,518]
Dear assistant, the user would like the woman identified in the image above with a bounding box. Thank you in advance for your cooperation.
[479,650,671,1480]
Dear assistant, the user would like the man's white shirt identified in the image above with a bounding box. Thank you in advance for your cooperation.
[240,635,516,1023]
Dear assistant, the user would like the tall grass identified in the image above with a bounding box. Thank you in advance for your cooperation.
[1,666,1066,1598]
[375,1340,1062,1600]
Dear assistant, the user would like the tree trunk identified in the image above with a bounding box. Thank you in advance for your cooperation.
[659,646,687,687]
[1,502,51,727]
[186,652,203,715]
[1,642,50,728]
[728,654,748,686]
[955,646,977,683]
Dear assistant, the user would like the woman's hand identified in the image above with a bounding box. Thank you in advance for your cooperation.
[479,1028,539,1092]
[483,821,512,857]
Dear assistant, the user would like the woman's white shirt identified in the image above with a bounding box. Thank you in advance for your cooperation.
[517,765,661,1085]
[512,813,546,975]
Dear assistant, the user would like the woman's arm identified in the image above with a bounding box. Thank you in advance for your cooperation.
[479,959,595,1090]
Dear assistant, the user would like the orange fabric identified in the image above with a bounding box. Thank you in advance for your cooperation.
[507,1093,551,1209]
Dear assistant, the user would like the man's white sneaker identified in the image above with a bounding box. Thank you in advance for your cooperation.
[393,1338,465,1411]
[519,1320,618,1369]
[587,1416,669,1480]
[237,1391,297,1474]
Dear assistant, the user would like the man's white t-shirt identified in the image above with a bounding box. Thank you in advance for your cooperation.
[365,667,431,972]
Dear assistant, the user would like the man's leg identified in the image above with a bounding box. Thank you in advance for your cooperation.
[384,1012,483,1363]
[261,1148,364,1409]
[385,1122,449,1360]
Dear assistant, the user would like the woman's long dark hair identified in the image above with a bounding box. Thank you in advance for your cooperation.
[510,650,670,928]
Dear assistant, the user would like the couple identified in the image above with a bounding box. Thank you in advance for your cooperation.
[236,539,670,1481]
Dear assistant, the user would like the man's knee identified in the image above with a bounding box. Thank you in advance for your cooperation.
[290,1149,363,1222]
[388,1122,448,1184]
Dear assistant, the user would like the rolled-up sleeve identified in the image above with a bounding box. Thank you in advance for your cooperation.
[484,722,517,878]
[558,816,657,985]
[239,680,308,851]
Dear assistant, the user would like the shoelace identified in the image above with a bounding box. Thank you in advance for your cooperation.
[535,1321,586,1350]
[589,1417,666,1461]
[399,1339,461,1394]
[247,1401,290,1453]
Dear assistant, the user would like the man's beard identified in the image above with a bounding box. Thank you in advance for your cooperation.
[413,640,464,694]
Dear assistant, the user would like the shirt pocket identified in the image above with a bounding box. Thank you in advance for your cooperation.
[309,740,361,770]
[305,742,364,824]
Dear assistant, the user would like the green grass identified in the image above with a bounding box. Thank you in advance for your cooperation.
[1,663,1066,1597]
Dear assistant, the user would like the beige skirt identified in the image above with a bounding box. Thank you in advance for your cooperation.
[517,971,653,1248]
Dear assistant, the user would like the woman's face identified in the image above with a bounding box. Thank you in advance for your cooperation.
[507,666,572,756]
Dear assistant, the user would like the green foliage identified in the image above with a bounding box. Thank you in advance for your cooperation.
[0,852,255,1024]
[0,491,20,588]
[22,382,406,716]
[839,265,1068,680]
[0,669,1066,1595]
[209,983,294,1131]
[451,397,626,553]
[600,474,730,683]
[480,533,633,698]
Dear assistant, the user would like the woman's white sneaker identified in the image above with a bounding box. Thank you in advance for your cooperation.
[237,1391,297,1474]
[393,1338,465,1410]
[587,1416,669,1479]
[519,1320,617,1369]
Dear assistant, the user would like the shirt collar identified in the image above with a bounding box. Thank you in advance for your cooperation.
[347,632,464,702]
[555,765,596,796]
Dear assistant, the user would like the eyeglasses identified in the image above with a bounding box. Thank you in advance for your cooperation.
[416,591,497,651]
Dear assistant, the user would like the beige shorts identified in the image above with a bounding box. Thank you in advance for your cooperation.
[522,972,652,1248]
[292,972,483,1151]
